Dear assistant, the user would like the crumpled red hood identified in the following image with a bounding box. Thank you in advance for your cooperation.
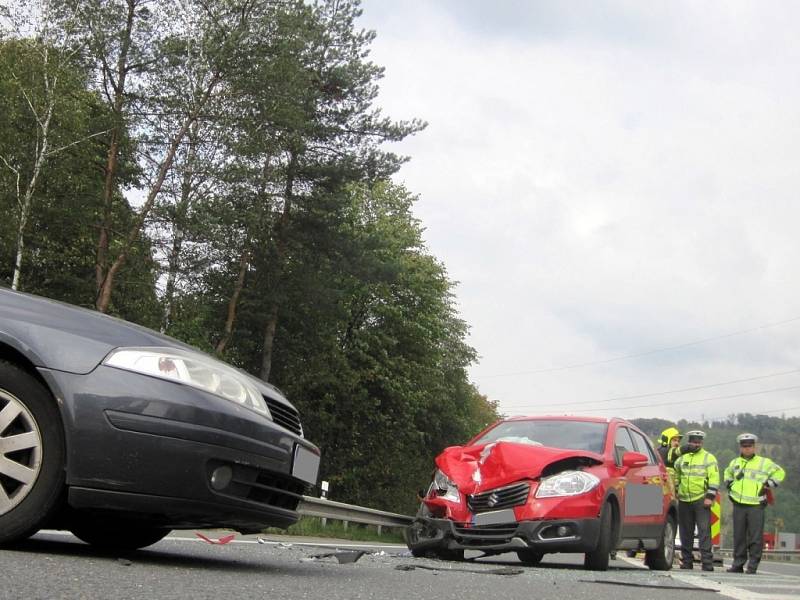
[435,441,603,495]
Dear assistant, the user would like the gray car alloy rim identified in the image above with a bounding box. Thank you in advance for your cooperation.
[664,519,675,563]
[0,389,42,516]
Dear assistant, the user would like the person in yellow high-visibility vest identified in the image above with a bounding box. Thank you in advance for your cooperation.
[723,433,785,574]
[674,430,720,571]
[657,426,683,488]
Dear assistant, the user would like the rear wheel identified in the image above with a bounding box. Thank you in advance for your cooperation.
[70,519,169,551]
[584,503,613,571]
[0,362,65,545]
[517,549,543,566]
[645,513,675,571]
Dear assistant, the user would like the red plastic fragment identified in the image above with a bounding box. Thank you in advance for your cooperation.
[195,532,236,545]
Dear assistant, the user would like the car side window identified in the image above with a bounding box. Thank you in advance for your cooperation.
[614,426,636,465]
[630,430,656,465]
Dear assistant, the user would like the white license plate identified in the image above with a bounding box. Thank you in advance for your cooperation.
[473,508,516,526]
[292,445,320,485]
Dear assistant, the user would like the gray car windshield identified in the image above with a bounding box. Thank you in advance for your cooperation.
[472,420,608,454]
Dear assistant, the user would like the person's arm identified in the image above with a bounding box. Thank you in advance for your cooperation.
[723,459,734,490]
[765,460,786,488]
[704,458,720,506]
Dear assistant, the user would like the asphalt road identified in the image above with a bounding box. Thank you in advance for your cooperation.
[1,531,799,600]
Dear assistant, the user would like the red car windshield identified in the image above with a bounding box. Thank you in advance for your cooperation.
[472,420,608,454]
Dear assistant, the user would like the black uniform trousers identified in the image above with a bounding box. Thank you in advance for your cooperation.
[730,501,765,571]
[678,499,712,568]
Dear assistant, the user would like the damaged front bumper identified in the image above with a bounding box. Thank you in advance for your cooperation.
[405,516,602,555]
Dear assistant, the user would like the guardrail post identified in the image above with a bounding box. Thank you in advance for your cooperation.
[320,481,329,527]
[377,525,382,536]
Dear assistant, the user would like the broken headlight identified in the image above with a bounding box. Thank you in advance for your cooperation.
[431,469,460,502]
[535,470,599,497]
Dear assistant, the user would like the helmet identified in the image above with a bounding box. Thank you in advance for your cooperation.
[737,433,758,444]
[685,430,705,440]
[659,427,682,446]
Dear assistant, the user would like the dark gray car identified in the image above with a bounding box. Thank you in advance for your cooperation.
[0,288,320,549]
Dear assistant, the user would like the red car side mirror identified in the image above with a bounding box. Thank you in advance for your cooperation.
[621,451,649,468]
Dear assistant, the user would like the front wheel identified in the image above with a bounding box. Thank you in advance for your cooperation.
[517,549,543,566]
[431,548,464,561]
[70,519,170,551]
[645,513,675,571]
[0,361,65,545]
[584,503,613,571]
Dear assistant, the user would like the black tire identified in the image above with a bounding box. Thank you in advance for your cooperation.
[645,513,675,571]
[584,503,613,571]
[517,549,544,566]
[432,548,464,561]
[70,519,169,551]
[0,361,65,545]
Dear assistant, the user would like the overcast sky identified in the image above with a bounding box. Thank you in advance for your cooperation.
[357,0,800,424]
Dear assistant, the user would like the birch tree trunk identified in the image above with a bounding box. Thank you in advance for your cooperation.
[11,45,55,290]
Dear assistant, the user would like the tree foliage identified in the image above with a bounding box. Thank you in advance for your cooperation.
[0,0,497,514]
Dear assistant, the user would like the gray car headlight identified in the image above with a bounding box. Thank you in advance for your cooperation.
[104,347,269,416]
[535,471,599,498]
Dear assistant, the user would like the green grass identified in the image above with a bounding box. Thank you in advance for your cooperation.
[263,517,406,544]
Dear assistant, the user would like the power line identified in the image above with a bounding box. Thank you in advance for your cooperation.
[501,367,800,409]
[481,315,800,378]
[559,384,800,414]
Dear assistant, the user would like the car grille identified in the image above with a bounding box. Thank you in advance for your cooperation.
[264,396,303,436]
[467,482,530,513]
[453,522,519,547]
[213,461,307,511]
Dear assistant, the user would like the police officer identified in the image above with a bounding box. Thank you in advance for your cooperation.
[658,426,683,486]
[724,433,786,574]
[674,430,719,571]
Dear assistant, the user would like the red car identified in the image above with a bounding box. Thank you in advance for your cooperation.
[405,416,676,571]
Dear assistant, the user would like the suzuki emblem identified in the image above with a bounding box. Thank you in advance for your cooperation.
[487,493,500,507]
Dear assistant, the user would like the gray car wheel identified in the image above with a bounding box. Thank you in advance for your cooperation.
[645,513,676,571]
[0,361,65,544]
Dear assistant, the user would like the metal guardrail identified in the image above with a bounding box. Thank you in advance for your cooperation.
[297,496,414,530]
[718,548,800,562]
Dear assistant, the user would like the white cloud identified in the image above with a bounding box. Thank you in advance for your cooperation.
[359,0,800,423]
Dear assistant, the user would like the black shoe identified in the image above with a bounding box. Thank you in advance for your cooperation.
[702,565,714,572]
[726,567,744,573]
[745,568,757,574]
[679,564,693,570]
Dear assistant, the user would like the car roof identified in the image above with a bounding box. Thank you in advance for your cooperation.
[501,415,623,424]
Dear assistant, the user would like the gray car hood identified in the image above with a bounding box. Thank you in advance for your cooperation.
[0,289,271,394]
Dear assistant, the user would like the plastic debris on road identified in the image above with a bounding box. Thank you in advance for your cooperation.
[195,533,236,545]
[308,550,368,564]
[256,538,293,548]
[395,564,524,576]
